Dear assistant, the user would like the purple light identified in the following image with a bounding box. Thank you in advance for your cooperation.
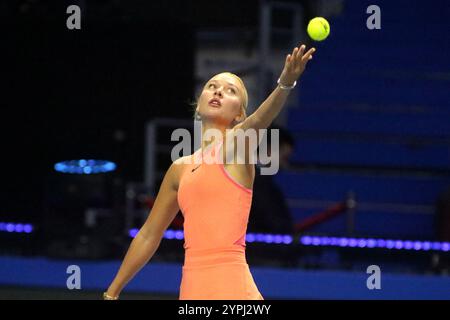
[15,224,24,233]
[338,238,349,247]
[386,240,395,249]
[348,238,358,247]
[247,234,255,243]
[175,231,184,240]
[0,223,5,231]
[376,239,386,248]
[413,242,422,251]
[6,223,15,233]
[330,237,340,246]
[432,242,442,251]
[129,229,138,238]
[165,230,175,239]
[24,224,33,233]
[113,228,450,252]
[274,235,283,244]
[283,235,293,244]
[404,241,414,250]
[358,239,367,248]
[367,239,377,248]
[312,237,321,246]
[255,234,265,242]
[301,236,312,245]
[395,241,403,250]
[422,242,431,251]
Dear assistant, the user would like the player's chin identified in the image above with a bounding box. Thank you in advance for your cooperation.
[202,106,224,116]
[202,112,232,125]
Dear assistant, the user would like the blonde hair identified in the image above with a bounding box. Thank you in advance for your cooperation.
[192,72,248,121]
[220,72,248,116]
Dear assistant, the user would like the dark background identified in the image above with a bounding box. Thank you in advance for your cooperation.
[2,1,201,223]
[0,0,302,224]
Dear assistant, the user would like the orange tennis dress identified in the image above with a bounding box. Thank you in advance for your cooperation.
[177,138,264,300]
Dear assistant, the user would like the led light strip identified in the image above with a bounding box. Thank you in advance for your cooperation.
[0,222,33,234]
[54,159,116,174]
[300,236,450,252]
[129,228,450,252]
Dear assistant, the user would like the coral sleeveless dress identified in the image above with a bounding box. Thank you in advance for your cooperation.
[177,138,263,300]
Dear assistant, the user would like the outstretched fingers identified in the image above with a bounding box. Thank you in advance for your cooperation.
[286,54,291,64]
[296,44,306,60]
[285,44,316,72]
[302,47,316,63]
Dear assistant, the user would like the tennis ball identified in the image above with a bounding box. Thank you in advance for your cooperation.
[307,17,330,41]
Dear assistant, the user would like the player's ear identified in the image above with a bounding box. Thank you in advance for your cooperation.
[235,112,245,123]
[236,107,247,122]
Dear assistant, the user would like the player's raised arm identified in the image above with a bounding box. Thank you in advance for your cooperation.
[234,44,316,132]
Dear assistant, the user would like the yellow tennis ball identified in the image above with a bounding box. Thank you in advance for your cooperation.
[307,17,330,41]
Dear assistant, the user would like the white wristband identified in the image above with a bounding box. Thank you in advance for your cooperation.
[277,78,297,90]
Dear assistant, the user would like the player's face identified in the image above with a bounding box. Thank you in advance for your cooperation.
[197,73,245,127]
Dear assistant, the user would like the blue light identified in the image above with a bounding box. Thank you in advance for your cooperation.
[6,224,14,233]
[283,235,293,244]
[54,163,65,172]
[175,231,184,240]
[358,239,367,248]
[165,230,175,239]
[104,162,117,171]
[274,235,283,244]
[24,224,33,233]
[404,241,414,250]
[15,224,24,233]
[129,228,138,238]
[339,238,349,247]
[264,234,274,243]
[79,159,87,167]
[422,242,431,251]
[395,241,403,250]
[121,228,450,253]
[0,222,34,234]
[321,237,331,246]
[377,239,386,248]
[414,241,422,251]
[255,234,265,242]
[432,242,442,250]
[54,159,117,175]
[301,236,312,245]
[83,167,92,174]
[367,239,377,248]
[330,237,340,246]
[348,238,358,247]
[312,237,321,246]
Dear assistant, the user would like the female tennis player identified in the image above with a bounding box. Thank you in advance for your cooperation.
[104,44,316,300]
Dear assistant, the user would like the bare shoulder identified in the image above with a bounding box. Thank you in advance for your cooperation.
[170,155,194,188]
[173,154,193,166]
